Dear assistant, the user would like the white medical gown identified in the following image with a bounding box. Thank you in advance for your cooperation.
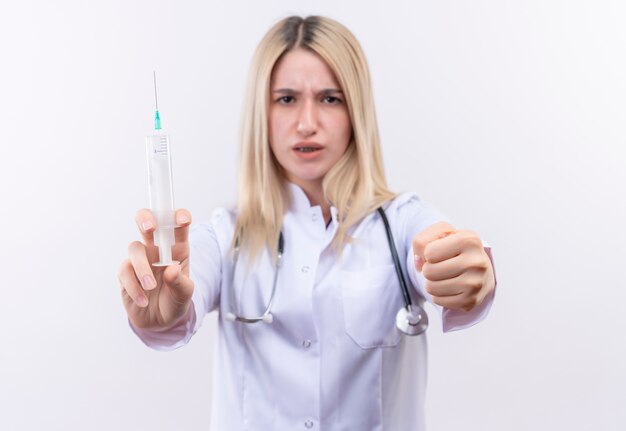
[132,183,495,431]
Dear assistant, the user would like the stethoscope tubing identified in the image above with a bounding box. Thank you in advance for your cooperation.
[226,206,428,335]
[376,207,413,309]
[225,233,284,324]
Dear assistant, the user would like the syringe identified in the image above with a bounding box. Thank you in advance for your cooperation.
[146,71,177,266]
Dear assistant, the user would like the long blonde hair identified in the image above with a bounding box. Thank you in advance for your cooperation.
[235,15,395,258]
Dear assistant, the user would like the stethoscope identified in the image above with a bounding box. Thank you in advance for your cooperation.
[225,207,428,336]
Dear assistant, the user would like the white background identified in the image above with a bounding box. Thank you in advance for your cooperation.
[1,1,624,430]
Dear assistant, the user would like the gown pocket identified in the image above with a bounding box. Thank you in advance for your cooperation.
[340,265,403,349]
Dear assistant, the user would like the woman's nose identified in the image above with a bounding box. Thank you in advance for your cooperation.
[296,100,318,136]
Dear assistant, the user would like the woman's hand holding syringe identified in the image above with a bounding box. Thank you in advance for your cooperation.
[118,208,195,331]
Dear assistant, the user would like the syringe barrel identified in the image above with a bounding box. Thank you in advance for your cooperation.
[146,133,176,265]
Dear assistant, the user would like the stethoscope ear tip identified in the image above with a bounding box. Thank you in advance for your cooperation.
[225,312,236,322]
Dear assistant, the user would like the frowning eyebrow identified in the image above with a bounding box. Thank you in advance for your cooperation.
[272,88,343,95]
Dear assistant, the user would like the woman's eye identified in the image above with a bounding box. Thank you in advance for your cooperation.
[323,95,341,104]
[278,96,295,104]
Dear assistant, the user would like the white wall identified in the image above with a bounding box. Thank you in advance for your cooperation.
[1,1,624,430]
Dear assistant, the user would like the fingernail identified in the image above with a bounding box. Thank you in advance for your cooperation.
[142,275,156,290]
[141,220,153,231]
[178,215,190,224]
[137,295,149,307]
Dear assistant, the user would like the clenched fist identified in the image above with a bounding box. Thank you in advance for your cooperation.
[412,222,495,312]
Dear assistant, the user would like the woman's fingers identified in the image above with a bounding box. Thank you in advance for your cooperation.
[135,208,157,246]
[136,208,191,263]
[424,268,486,311]
[161,264,194,306]
[128,241,157,291]
[118,259,149,308]
[174,209,192,244]
[118,208,195,330]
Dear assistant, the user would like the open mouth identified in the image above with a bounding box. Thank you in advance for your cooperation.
[294,143,323,154]
[296,147,321,153]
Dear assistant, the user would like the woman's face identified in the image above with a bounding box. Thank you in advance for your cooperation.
[269,48,352,194]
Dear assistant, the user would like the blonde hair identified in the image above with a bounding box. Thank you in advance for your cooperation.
[235,15,395,258]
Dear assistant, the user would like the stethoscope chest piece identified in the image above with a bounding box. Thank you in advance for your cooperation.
[396,305,428,336]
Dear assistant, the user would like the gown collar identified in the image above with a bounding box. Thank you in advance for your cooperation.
[286,182,338,224]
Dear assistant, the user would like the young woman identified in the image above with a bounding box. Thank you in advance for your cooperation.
[119,15,496,430]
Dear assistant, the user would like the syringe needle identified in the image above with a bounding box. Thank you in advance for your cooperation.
[153,70,159,111]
